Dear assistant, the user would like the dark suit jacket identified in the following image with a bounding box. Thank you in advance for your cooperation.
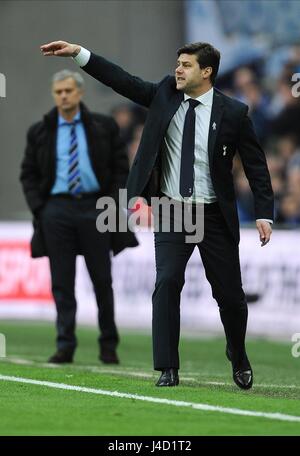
[20,102,138,257]
[81,53,274,243]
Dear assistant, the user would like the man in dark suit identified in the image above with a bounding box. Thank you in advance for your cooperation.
[20,69,138,365]
[40,41,274,389]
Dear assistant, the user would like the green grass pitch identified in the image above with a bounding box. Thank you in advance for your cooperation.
[0,321,299,436]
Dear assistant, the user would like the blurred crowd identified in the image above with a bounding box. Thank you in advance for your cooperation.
[111,44,300,227]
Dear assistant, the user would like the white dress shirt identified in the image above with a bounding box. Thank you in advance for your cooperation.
[73,47,91,66]
[73,47,272,224]
[161,88,216,204]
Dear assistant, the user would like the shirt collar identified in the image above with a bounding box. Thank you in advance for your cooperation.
[184,87,214,107]
[58,110,81,126]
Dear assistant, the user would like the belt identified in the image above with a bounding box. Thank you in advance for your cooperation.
[50,192,102,200]
[158,192,219,211]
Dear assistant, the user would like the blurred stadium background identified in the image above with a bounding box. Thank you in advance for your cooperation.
[1,0,300,437]
[1,0,300,338]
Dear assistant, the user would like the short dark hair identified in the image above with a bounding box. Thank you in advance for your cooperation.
[177,42,221,85]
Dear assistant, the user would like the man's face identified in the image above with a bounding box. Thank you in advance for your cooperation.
[175,53,211,92]
[52,77,83,112]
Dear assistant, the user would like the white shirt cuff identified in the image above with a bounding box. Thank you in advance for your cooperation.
[72,47,91,67]
[256,219,273,224]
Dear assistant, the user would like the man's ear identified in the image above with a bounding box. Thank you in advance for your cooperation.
[203,67,213,80]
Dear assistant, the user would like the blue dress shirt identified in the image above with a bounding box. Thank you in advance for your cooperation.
[51,110,100,194]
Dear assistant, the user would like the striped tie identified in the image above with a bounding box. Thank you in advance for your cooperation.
[68,122,83,195]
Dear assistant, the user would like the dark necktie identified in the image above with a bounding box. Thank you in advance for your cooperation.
[179,98,200,198]
[68,121,83,195]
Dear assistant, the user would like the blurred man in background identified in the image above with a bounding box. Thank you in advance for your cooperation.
[20,70,137,365]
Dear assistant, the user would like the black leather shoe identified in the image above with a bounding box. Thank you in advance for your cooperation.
[156,368,179,387]
[99,349,119,364]
[225,345,253,390]
[48,350,73,364]
[233,369,253,390]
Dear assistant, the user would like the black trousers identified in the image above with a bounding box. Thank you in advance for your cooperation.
[41,195,119,353]
[152,201,248,371]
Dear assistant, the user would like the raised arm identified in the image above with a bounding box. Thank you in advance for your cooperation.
[40,40,160,107]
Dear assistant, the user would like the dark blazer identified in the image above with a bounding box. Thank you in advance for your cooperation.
[20,102,138,257]
[82,53,274,243]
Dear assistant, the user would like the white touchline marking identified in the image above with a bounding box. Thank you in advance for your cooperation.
[0,374,300,424]
[1,357,300,390]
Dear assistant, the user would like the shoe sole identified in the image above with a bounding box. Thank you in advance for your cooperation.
[156,379,179,387]
[233,375,253,390]
[48,360,73,364]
